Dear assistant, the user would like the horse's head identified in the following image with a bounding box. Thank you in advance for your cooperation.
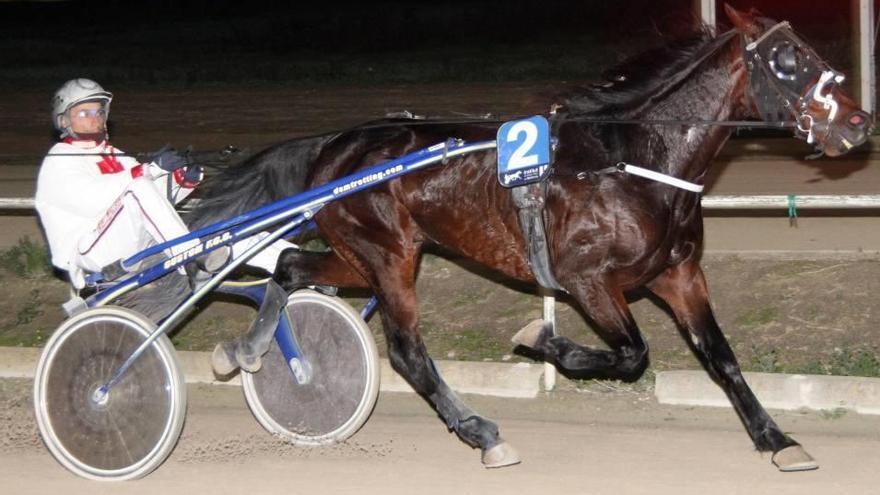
[726,4,872,156]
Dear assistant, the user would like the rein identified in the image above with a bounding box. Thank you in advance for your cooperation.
[43,145,246,171]
[549,117,796,128]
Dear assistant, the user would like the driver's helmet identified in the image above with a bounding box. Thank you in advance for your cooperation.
[51,78,113,137]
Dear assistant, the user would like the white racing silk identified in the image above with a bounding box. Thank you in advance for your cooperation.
[36,139,196,287]
[36,139,295,288]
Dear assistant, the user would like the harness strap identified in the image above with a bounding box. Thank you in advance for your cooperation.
[744,21,792,51]
[592,163,705,193]
[510,183,565,292]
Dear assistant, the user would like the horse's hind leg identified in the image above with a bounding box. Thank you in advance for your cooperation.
[323,224,519,467]
[377,264,519,467]
[648,261,816,472]
[514,277,648,380]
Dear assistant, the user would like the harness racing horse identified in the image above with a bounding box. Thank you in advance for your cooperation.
[188,5,871,471]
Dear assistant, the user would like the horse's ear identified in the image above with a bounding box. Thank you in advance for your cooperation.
[723,3,761,36]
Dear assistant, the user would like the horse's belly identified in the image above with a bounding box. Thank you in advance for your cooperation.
[405,191,533,281]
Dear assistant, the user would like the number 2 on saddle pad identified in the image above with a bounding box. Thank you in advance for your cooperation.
[496,115,551,188]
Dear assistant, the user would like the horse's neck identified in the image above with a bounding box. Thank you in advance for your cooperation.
[634,49,743,182]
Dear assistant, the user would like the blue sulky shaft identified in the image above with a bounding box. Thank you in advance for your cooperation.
[124,139,497,268]
[90,138,497,305]
[93,138,498,396]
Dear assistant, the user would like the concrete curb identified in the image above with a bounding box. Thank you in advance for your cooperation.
[655,370,880,415]
[0,347,544,399]
[6,346,880,410]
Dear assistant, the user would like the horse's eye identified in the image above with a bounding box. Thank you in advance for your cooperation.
[770,42,800,79]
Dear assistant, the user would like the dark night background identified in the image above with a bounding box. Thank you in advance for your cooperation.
[0,0,862,91]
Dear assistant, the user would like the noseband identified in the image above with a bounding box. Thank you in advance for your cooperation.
[742,20,844,145]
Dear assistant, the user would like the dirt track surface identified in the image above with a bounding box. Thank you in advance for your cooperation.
[2,379,879,494]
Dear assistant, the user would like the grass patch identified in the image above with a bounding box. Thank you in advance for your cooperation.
[452,288,490,306]
[734,306,779,328]
[574,368,656,394]
[748,346,782,373]
[0,237,51,279]
[818,348,880,377]
[744,345,880,378]
[432,328,508,361]
[15,289,43,326]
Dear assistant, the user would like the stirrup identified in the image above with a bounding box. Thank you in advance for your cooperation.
[62,295,88,317]
[99,259,133,282]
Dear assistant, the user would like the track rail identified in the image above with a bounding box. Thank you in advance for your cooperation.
[7,195,880,211]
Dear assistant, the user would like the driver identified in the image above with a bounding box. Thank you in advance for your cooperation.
[35,78,293,289]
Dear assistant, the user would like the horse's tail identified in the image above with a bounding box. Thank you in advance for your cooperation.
[116,133,334,322]
[188,133,335,229]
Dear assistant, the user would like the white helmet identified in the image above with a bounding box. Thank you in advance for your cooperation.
[51,78,113,136]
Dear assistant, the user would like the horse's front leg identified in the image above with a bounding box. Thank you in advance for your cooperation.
[513,276,649,381]
[648,261,818,472]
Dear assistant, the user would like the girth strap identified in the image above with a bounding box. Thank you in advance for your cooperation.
[511,183,565,292]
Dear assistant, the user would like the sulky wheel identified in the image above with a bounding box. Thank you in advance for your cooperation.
[242,290,379,446]
[33,306,186,481]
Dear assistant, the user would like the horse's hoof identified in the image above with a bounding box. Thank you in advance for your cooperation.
[511,319,548,348]
[481,442,521,469]
[211,342,238,378]
[239,354,262,374]
[772,445,818,472]
[235,346,262,373]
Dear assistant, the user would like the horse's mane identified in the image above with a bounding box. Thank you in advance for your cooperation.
[188,28,733,229]
[559,27,729,116]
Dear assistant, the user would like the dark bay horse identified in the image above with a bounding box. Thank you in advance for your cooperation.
[186,5,870,471]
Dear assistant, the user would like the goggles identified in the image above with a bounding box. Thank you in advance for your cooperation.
[72,107,107,119]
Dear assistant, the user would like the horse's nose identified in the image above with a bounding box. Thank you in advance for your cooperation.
[847,110,871,130]
[844,110,871,146]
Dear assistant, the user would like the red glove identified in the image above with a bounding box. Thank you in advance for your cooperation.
[173,165,203,188]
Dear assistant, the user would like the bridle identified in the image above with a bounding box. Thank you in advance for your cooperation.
[548,21,849,193]
[741,20,845,146]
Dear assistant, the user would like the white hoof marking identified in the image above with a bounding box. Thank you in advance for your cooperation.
[772,445,818,472]
[511,319,546,348]
[482,442,521,469]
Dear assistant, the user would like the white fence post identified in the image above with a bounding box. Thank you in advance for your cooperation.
[541,288,557,391]
[696,0,716,27]
[858,0,876,118]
